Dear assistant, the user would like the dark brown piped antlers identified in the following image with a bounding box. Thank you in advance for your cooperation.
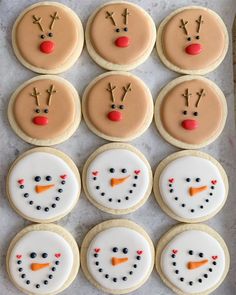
[31,87,41,106]
[50,12,60,30]
[179,19,188,35]
[32,15,44,32]
[122,8,130,25]
[182,88,192,107]
[106,83,116,102]
[196,15,204,33]
[196,89,205,107]
[106,11,117,26]
[122,83,132,101]
[46,85,57,106]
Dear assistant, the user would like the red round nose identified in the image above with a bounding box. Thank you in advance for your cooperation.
[107,111,122,121]
[115,36,130,48]
[182,119,198,130]
[185,43,202,55]
[33,116,49,125]
[40,41,55,54]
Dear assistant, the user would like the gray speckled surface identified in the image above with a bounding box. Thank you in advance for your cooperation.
[0,0,236,294]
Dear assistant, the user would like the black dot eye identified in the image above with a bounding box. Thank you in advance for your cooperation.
[46,176,52,181]
[123,248,128,254]
[199,252,204,258]
[44,109,49,113]
[119,105,124,109]
[30,252,37,258]
[109,168,115,173]
[48,32,53,37]
[115,28,120,32]
[112,247,118,253]
[196,178,201,182]
[34,176,41,182]
[193,111,198,116]
[42,253,48,258]
[111,104,116,109]
[124,27,128,32]
[121,169,127,173]
[188,250,194,255]
[35,109,40,113]
[196,35,200,40]
[187,37,191,41]
[186,178,191,182]
[183,110,187,115]
[40,34,45,39]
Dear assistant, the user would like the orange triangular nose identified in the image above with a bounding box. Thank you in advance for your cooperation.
[35,184,55,193]
[189,186,208,196]
[112,257,129,266]
[31,263,50,271]
[110,176,130,187]
[187,259,208,270]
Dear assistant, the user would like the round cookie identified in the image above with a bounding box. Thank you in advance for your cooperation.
[82,143,152,214]
[7,147,81,223]
[156,6,228,75]
[153,150,228,223]
[81,219,154,294]
[85,1,156,70]
[12,2,84,74]
[82,71,153,141]
[7,224,79,295]
[154,75,227,149]
[156,223,230,295]
[8,75,81,146]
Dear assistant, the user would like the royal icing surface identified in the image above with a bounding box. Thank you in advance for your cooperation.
[87,227,152,290]
[86,148,150,211]
[160,230,226,293]
[9,230,74,294]
[8,151,79,221]
[159,156,226,220]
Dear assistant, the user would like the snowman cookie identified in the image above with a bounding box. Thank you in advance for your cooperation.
[7,147,80,223]
[7,224,80,295]
[83,143,152,214]
[8,75,81,146]
[85,1,156,70]
[156,224,230,295]
[82,71,153,141]
[153,150,228,223]
[12,2,84,74]
[156,6,228,74]
[154,75,227,149]
[81,219,154,294]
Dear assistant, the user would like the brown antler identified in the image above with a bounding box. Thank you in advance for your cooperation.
[122,8,130,25]
[49,12,60,30]
[122,83,132,101]
[196,89,205,107]
[46,85,56,106]
[196,15,203,33]
[31,87,41,106]
[179,19,189,35]
[106,83,116,102]
[182,89,192,107]
[32,15,44,32]
[105,11,116,26]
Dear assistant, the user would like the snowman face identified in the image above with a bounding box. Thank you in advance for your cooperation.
[161,230,225,293]
[87,227,152,290]
[9,231,74,294]
[86,148,150,211]
[159,156,225,220]
[8,151,79,222]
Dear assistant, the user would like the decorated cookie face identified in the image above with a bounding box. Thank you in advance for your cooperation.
[87,2,155,69]
[8,149,80,222]
[159,7,228,73]
[87,227,153,291]
[83,73,153,140]
[13,3,83,73]
[8,230,74,294]
[159,155,226,221]
[161,230,226,293]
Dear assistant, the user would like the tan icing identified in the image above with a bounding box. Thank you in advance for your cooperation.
[85,74,151,138]
[90,3,154,65]
[15,5,79,70]
[13,79,75,140]
[160,79,223,145]
[162,8,226,70]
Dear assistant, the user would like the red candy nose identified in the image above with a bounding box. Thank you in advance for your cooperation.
[185,43,202,55]
[40,41,55,54]
[33,116,49,125]
[115,36,130,48]
[107,111,122,121]
[182,119,198,130]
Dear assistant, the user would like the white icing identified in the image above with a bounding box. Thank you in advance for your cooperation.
[9,230,74,294]
[159,156,225,219]
[86,148,150,210]
[8,151,79,221]
[161,230,225,293]
[87,227,152,290]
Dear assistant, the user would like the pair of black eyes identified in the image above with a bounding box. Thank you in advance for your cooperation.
[34,176,52,182]
[115,27,128,32]
[35,109,49,114]
[186,178,201,182]
[30,252,48,259]
[187,36,200,41]
[113,247,128,254]
[111,104,124,110]
[109,168,127,173]
[183,110,198,116]
[189,250,204,257]
[41,32,53,39]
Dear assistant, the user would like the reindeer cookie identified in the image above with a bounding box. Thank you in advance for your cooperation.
[153,150,228,223]
[7,147,80,223]
[7,224,80,295]
[8,75,81,146]
[86,1,156,70]
[12,2,84,74]
[156,6,228,74]
[83,143,152,214]
[81,219,154,294]
[156,224,230,295]
[154,76,227,149]
[82,71,153,141]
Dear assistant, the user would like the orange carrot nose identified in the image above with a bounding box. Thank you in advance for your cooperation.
[35,184,55,193]
[189,186,208,196]
[187,259,208,270]
[112,257,129,266]
[31,263,50,271]
[110,176,130,187]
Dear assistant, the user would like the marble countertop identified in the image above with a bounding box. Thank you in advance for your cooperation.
[0,0,236,294]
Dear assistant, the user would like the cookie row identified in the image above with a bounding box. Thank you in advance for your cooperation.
[6,220,229,295]
[12,2,228,74]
